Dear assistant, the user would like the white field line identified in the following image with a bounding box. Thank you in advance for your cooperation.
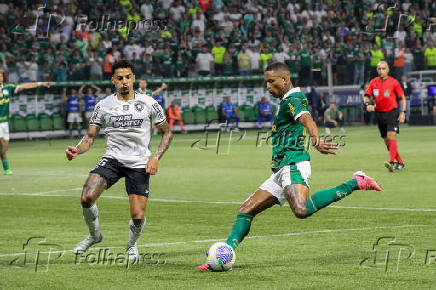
[1,190,436,212]
[0,187,436,212]
[0,224,427,258]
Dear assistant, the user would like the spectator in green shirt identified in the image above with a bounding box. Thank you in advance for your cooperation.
[324,102,345,134]
[424,41,436,70]
[211,39,226,76]
[298,43,313,86]
[370,44,384,79]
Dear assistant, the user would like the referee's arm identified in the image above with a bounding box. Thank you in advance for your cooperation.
[363,81,375,111]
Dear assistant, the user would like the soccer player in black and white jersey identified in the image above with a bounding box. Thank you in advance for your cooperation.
[65,60,173,260]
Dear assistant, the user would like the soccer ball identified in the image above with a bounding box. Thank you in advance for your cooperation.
[205,242,236,271]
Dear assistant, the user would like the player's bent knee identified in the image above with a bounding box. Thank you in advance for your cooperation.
[131,212,145,220]
[292,205,308,219]
[80,192,96,207]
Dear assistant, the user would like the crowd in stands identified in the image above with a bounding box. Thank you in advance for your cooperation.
[1,0,436,86]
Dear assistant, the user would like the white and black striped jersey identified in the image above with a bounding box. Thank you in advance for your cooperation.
[90,92,166,168]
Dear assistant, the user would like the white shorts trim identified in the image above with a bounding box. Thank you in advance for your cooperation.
[258,161,311,206]
[0,122,9,141]
[67,112,83,123]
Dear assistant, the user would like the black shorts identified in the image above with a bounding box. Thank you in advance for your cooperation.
[376,109,399,138]
[90,158,150,197]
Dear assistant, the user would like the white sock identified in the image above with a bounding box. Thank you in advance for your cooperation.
[82,204,100,239]
[127,218,145,247]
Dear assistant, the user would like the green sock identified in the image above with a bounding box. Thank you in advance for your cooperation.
[69,128,73,137]
[305,179,359,216]
[225,213,253,250]
[2,160,9,171]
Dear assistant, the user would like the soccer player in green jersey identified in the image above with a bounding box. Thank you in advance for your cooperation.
[198,62,382,271]
[135,77,167,97]
[0,71,50,175]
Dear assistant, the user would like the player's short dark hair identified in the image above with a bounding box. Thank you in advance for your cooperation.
[112,59,135,75]
[265,62,290,72]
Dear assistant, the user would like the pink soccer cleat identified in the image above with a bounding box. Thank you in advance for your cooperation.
[353,171,382,191]
[198,263,210,271]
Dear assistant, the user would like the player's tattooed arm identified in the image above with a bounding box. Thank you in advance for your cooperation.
[66,125,100,160]
[298,113,338,155]
[154,121,173,160]
[146,121,173,175]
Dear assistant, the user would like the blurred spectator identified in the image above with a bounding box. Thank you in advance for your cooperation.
[424,41,436,70]
[393,44,405,80]
[237,44,251,75]
[298,43,312,86]
[0,1,435,85]
[370,44,384,79]
[196,45,214,76]
[306,86,320,124]
[167,100,186,133]
[211,39,226,76]
[222,96,239,130]
[353,47,365,85]
[257,97,273,128]
[399,75,412,123]
[62,87,82,139]
[79,84,101,126]
[324,102,345,134]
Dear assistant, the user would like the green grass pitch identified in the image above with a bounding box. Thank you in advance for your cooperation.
[0,126,435,289]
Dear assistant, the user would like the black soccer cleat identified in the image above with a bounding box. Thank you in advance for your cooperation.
[395,163,405,171]
[384,161,396,172]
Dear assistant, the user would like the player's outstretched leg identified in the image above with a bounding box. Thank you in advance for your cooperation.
[198,189,278,271]
[0,139,12,175]
[73,174,106,254]
[285,171,381,219]
[126,194,147,262]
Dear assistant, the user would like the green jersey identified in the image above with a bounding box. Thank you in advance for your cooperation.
[135,88,153,96]
[271,88,310,169]
[0,84,16,123]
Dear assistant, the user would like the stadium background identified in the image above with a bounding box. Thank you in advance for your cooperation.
[1,1,436,289]
[1,0,436,135]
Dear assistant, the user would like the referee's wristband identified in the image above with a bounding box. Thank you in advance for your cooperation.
[401,111,406,113]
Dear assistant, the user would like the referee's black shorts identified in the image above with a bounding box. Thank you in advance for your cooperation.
[90,157,150,197]
[376,109,399,138]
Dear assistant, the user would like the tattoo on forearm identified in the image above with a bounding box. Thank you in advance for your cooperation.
[154,123,173,160]
[76,134,94,154]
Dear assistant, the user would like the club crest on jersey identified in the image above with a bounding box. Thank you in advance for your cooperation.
[384,90,390,97]
[373,89,379,96]
[134,101,145,112]
[123,105,129,111]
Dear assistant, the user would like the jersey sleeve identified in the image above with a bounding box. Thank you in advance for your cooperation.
[151,101,166,125]
[5,84,17,96]
[288,96,310,121]
[89,102,104,127]
[365,80,374,96]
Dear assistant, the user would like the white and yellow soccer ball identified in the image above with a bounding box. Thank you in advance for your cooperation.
[206,242,236,271]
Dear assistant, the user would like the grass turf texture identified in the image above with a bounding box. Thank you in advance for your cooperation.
[0,126,435,289]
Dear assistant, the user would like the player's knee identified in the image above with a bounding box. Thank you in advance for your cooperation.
[80,194,94,207]
[292,205,308,219]
[131,212,144,220]
[237,207,255,217]
[80,185,95,207]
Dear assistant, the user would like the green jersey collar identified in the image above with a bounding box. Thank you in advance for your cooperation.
[282,87,301,100]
